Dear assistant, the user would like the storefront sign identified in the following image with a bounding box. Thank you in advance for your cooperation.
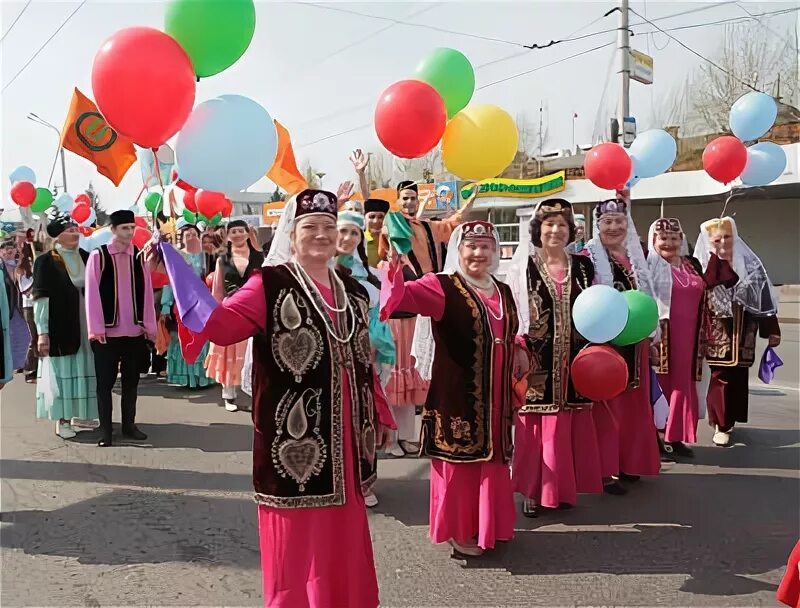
[434,181,459,211]
[630,49,653,85]
[460,171,565,200]
[262,201,286,226]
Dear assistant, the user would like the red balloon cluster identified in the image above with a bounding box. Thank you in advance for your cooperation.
[79,226,94,237]
[702,136,747,184]
[75,193,90,205]
[91,27,196,149]
[374,80,447,159]
[571,345,629,401]
[183,189,197,213]
[196,189,232,218]
[133,226,152,249]
[71,204,92,224]
[10,181,36,207]
[583,143,633,190]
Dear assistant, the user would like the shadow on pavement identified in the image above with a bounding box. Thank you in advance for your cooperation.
[0,489,260,568]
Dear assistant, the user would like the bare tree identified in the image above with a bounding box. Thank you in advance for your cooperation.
[85,181,109,225]
[364,150,394,189]
[301,162,321,188]
[516,108,549,156]
[682,22,797,135]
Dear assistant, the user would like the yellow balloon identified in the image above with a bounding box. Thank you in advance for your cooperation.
[442,104,519,180]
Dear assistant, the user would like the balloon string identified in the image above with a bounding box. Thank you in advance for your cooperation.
[134,182,147,204]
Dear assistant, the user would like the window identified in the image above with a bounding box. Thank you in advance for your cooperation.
[489,208,519,259]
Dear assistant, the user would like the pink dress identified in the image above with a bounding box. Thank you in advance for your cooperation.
[384,272,516,550]
[512,268,603,508]
[658,261,704,444]
[203,274,391,608]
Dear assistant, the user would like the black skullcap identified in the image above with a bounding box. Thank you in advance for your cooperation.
[46,210,76,238]
[396,180,418,195]
[110,209,135,227]
[364,198,390,214]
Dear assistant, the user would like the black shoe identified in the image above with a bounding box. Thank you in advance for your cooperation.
[521,500,538,518]
[98,434,113,447]
[619,472,641,483]
[604,480,628,496]
[122,426,147,441]
[669,441,694,458]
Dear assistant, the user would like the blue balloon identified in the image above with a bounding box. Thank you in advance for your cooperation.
[54,193,74,213]
[626,154,641,189]
[628,129,676,178]
[729,92,777,142]
[137,144,175,188]
[573,284,629,344]
[176,94,278,193]
[9,165,36,184]
[741,142,786,186]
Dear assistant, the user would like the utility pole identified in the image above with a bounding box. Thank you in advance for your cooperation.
[618,0,630,144]
[538,101,544,157]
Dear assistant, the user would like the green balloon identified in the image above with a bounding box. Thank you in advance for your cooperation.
[31,187,54,212]
[611,290,659,346]
[209,212,222,226]
[197,213,210,224]
[415,48,475,119]
[165,0,256,78]
[182,209,197,224]
[144,192,163,214]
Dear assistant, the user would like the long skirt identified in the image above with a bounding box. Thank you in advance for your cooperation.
[513,409,603,508]
[257,373,378,608]
[166,334,213,388]
[707,365,750,432]
[36,294,97,421]
[384,317,428,407]
[205,340,247,387]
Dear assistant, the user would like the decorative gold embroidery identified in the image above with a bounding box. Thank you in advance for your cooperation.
[271,388,327,492]
[280,291,303,330]
[450,417,471,440]
[271,289,324,383]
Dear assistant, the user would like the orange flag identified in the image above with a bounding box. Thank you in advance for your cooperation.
[267,120,308,195]
[60,88,137,186]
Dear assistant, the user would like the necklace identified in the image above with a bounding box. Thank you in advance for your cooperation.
[672,263,691,288]
[460,271,493,291]
[294,262,347,312]
[484,288,505,322]
[287,263,355,343]
[460,272,504,321]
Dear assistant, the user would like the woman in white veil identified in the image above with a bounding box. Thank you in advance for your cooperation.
[694,216,781,446]
[381,220,523,557]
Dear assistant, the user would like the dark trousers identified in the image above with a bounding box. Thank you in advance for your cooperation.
[22,307,37,378]
[92,335,147,434]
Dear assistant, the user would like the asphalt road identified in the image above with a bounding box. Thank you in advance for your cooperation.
[1,325,798,607]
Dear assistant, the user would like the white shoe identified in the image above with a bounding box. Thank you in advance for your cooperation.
[386,444,405,458]
[224,400,238,412]
[448,539,484,556]
[712,426,731,446]
[55,421,76,439]
[364,491,378,508]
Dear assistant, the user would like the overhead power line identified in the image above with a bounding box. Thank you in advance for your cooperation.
[0,0,32,44]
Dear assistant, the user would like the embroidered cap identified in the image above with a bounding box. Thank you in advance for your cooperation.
[461,220,495,240]
[654,218,682,234]
[594,198,627,219]
[701,216,734,234]
[46,209,77,238]
[396,180,418,195]
[534,198,573,219]
[294,189,338,220]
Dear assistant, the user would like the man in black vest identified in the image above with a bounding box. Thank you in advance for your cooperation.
[85,210,157,447]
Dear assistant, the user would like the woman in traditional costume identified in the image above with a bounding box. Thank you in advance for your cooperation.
[32,212,97,438]
[584,197,661,487]
[381,220,519,556]
[694,216,780,447]
[1,237,30,372]
[205,219,264,411]
[1,260,13,388]
[507,199,603,517]
[647,218,707,458]
[336,209,396,508]
[158,189,394,608]
[160,220,215,389]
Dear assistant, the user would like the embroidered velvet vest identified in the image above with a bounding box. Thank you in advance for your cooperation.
[521,254,594,413]
[609,255,641,390]
[98,244,144,328]
[221,249,264,296]
[250,264,377,508]
[422,274,518,464]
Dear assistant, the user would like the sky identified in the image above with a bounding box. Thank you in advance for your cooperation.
[1,0,797,221]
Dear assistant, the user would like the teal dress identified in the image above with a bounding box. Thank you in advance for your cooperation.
[161,251,214,388]
[34,245,98,421]
[1,264,12,385]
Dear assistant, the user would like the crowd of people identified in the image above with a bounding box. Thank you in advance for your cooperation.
[0,149,785,608]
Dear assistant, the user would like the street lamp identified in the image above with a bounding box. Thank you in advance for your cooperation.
[26,113,67,192]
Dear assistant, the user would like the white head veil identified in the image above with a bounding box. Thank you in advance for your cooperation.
[411,222,502,380]
[693,216,777,317]
[646,218,690,320]
[584,199,655,297]
[263,193,337,270]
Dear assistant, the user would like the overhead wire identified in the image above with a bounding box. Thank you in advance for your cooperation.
[0,0,32,44]
[2,0,87,92]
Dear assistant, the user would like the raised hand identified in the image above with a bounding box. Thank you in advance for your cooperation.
[349,149,369,173]
[336,180,354,203]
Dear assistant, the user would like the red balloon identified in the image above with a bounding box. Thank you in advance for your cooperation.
[10,181,36,207]
[196,189,227,218]
[71,204,92,224]
[183,189,198,213]
[79,226,94,237]
[133,226,152,249]
[152,270,169,289]
[91,27,196,148]
[74,193,90,205]
[584,143,633,190]
[374,80,447,158]
[571,345,629,401]
[134,216,148,229]
[220,197,233,218]
[175,178,196,192]
[703,136,747,184]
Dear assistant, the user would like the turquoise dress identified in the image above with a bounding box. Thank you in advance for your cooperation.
[161,251,214,388]
[339,254,396,367]
[1,264,12,385]
[34,245,98,421]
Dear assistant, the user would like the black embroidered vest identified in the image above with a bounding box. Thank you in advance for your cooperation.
[250,264,378,508]
[98,244,144,328]
[422,274,518,463]
[220,248,264,296]
[521,254,594,413]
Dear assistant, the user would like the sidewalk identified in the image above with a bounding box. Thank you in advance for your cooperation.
[778,285,799,323]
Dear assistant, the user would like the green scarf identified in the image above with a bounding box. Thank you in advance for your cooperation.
[383,212,413,256]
